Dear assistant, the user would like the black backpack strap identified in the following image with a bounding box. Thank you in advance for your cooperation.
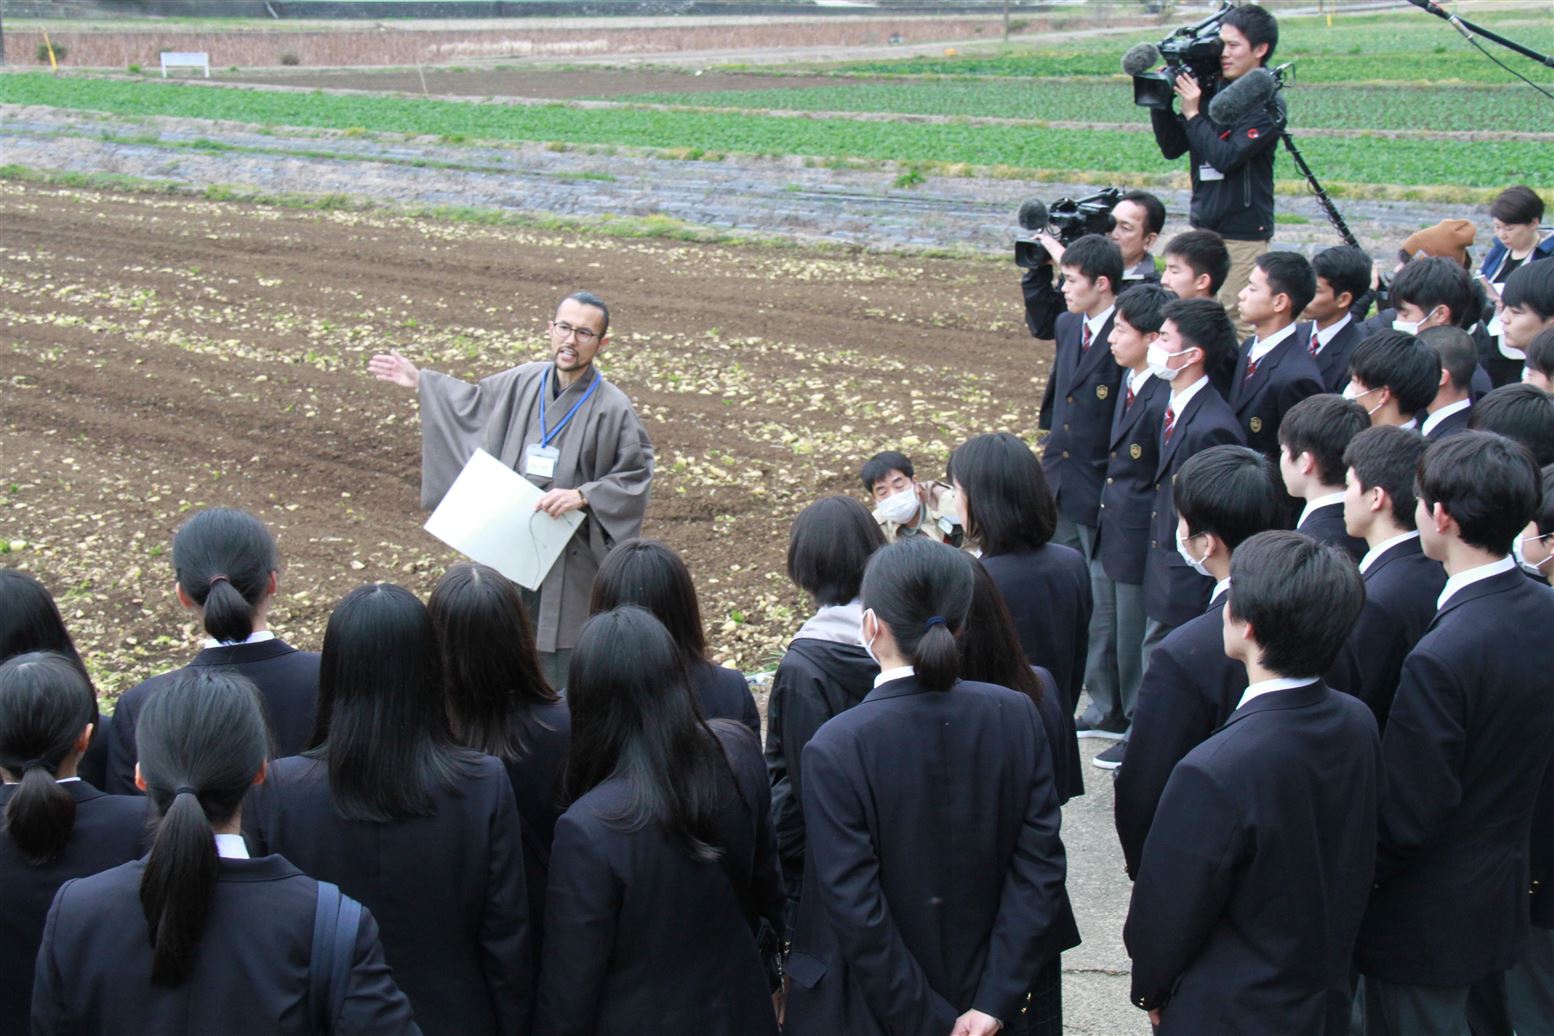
[310,881,361,1034]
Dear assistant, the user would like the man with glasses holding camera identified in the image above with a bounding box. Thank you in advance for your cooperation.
[370,290,654,686]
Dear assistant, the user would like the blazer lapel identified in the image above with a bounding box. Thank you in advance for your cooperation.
[1232,335,1296,415]
[1071,313,1116,385]
[1217,680,1327,733]
[1427,568,1524,633]
[1155,385,1208,479]
[1364,538,1423,581]
[1110,375,1163,449]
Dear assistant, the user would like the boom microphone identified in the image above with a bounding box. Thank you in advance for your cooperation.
[1121,42,1161,77]
[1018,199,1050,232]
[1207,66,1278,126]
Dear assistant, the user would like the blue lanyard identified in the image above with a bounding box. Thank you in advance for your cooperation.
[538,368,601,448]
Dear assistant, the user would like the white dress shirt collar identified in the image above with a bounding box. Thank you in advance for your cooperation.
[1211,577,1232,604]
[1298,492,1347,530]
[1237,676,1319,711]
[1084,305,1116,345]
[873,665,915,689]
[1313,313,1352,353]
[1169,373,1210,414]
[1128,368,1155,394]
[1360,531,1420,575]
[1249,322,1298,363]
[1437,555,1516,611]
[1421,398,1472,436]
[1398,417,1418,431]
[203,630,276,650]
[215,833,251,860]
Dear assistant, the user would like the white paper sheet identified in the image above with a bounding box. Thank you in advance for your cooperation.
[423,449,584,590]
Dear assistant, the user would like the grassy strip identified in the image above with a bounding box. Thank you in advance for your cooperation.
[2,74,1545,190]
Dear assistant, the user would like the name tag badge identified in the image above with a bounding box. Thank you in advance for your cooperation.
[1198,163,1225,182]
[524,444,560,480]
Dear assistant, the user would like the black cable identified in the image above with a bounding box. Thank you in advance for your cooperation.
[1461,33,1554,102]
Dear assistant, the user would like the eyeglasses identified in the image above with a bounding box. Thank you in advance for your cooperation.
[551,321,600,344]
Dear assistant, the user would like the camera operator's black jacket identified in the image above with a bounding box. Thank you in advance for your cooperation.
[1151,93,1283,243]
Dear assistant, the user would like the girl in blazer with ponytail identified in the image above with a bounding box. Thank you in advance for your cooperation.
[31,669,417,1035]
[783,538,1076,1036]
[105,508,320,795]
[0,653,146,1034]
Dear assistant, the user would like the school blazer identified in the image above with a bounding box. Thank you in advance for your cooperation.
[1310,319,1363,395]
[691,660,761,736]
[32,854,418,1035]
[1125,682,1380,1035]
[785,678,1079,1036]
[1098,375,1171,586]
[1357,569,1554,986]
[1425,404,1474,442]
[533,722,783,1036]
[1226,334,1326,461]
[0,781,147,1035]
[982,545,1093,802]
[1142,385,1244,627]
[106,639,320,796]
[501,699,571,961]
[1296,502,1368,563]
[1041,309,1125,527]
[1325,537,1446,733]
[244,753,529,1036]
[1113,589,1246,879]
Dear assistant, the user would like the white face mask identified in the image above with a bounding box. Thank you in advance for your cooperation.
[1343,382,1384,417]
[1177,534,1213,578]
[1513,534,1554,576]
[1147,343,1194,382]
[1391,317,1421,336]
[858,608,881,665]
[874,486,920,526]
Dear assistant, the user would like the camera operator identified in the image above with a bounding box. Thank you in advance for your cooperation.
[1150,3,1282,336]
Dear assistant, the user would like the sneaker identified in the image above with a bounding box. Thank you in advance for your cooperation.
[1074,714,1128,741]
[1093,741,1126,771]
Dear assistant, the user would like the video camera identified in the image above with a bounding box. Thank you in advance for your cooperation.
[1014,188,1121,269]
[1124,0,1232,110]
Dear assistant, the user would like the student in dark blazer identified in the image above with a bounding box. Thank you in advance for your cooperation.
[589,538,759,735]
[1126,532,1380,1035]
[1084,285,1172,741]
[1344,330,1440,431]
[1325,426,1445,732]
[0,653,147,1035]
[534,607,783,1036]
[1277,393,1371,563]
[1304,245,1373,394]
[244,584,528,1036]
[0,570,111,789]
[765,496,882,931]
[1418,325,1478,441]
[33,670,417,1036]
[1357,432,1554,1034]
[1115,445,1281,876]
[951,433,1088,798]
[428,563,569,960]
[106,508,319,795]
[786,538,1077,1036]
[1227,252,1326,468]
[1039,234,1125,564]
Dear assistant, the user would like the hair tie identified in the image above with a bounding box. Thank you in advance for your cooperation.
[923,615,947,632]
[208,575,230,587]
[20,758,49,773]
[173,786,199,799]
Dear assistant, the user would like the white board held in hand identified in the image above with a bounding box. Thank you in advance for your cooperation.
[424,449,584,590]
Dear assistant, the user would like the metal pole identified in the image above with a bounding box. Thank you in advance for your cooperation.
[1002,0,1009,43]
[1,0,8,69]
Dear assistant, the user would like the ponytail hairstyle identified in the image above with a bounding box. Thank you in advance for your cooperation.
[0,653,96,865]
[136,669,269,987]
[859,538,974,692]
[170,509,279,645]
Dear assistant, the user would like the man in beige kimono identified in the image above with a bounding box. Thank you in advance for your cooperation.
[370,291,653,687]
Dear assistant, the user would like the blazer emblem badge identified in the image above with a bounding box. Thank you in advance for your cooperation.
[1097,385,1109,400]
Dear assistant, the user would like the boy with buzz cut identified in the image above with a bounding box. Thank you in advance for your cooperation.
[1305,245,1372,393]
[1079,283,1172,741]
[1327,425,1445,733]
[1345,330,1441,430]
[1229,251,1326,468]
[1358,431,1554,1035]
[1126,531,1380,1036]
[1039,234,1125,564]
[1277,393,1370,562]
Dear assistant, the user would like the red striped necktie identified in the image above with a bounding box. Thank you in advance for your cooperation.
[1163,405,1176,442]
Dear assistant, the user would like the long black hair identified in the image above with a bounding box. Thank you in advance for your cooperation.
[171,509,279,645]
[0,653,96,865]
[428,564,556,762]
[309,584,476,822]
[589,539,711,663]
[0,569,99,740]
[947,433,1057,555]
[564,607,732,862]
[958,559,1045,707]
[136,669,269,987]
[859,538,974,692]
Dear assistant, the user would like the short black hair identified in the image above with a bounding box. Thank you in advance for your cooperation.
[1311,245,1372,308]
[1119,190,1166,238]
[1162,230,1232,294]
[562,290,610,335]
[1502,260,1554,321]
[1175,445,1281,551]
[1229,532,1364,677]
[1491,185,1546,227]
[786,496,886,606]
[1222,2,1279,63]
[1389,256,1474,326]
[1115,283,1171,336]
[860,450,914,493]
[1344,424,1428,528]
[1417,430,1541,554]
[1416,325,1478,392]
[1254,251,1317,319]
[947,433,1057,555]
[1526,327,1554,383]
[1468,383,1554,466]
[1536,463,1554,538]
[1162,297,1237,360]
[1060,233,1125,295]
[1279,394,1371,488]
[1350,331,1441,415]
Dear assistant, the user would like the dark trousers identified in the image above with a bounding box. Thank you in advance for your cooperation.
[1364,974,1511,1036]
[1509,927,1554,1036]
